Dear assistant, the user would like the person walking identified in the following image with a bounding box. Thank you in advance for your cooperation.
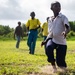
[26,11,41,54]
[41,1,70,73]
[41,17,49,53]
[14,21,23,48]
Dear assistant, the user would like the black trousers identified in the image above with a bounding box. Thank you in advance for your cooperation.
[46,40,67,67]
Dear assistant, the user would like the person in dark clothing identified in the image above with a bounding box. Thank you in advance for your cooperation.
[14,21,23,48]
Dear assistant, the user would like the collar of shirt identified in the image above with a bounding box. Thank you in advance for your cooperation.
[57,13,63,17]
[49,13,63,22]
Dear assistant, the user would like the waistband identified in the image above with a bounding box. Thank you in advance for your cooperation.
[30,29,37,31]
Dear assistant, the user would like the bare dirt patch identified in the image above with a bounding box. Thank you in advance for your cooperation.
[40,64,69,75]
[40,64,56,75]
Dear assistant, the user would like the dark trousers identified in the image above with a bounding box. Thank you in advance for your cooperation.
[46,40,67,67]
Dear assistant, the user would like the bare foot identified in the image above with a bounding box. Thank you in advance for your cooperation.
[53,66,57,73]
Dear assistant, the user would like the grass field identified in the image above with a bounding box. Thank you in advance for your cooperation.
[0,40,75,75]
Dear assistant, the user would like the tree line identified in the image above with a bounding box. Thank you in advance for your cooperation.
[0,21,75,40]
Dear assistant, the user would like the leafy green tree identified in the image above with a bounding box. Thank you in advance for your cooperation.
[69,21,75,31]
[22,23,28,36]
[0,25,14,35]
[0,25,5,35]
[4,26,11,34]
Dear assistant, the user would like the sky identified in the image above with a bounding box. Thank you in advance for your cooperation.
[0,0,75,28]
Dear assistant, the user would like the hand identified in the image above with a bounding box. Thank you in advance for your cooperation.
[26,32,29,36]
[41,41,46,47]
[62,31,66,38]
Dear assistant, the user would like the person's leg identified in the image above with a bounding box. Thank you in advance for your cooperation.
[31,30,38,54]
[27,31,33,54]
[56,45,67,67]
[43,36,47,53]
[46,41,57,72]
[16,36,20,48]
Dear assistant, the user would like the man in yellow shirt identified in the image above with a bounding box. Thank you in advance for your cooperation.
[26,11,41,54]
[41,17,49,53]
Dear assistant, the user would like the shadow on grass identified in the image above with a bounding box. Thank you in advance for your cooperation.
[18,48,29,52]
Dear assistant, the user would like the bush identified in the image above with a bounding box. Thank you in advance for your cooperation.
[67,31,75,39]
[6,32,14,38]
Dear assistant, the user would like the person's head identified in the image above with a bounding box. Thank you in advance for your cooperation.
[18,21,21,26]
[30,11,35,19]
[46,17,49,22]
[50,1,61,14]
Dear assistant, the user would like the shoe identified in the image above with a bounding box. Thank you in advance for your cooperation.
[29,48,31,54]
[16,47,19,48]
[29,51,31,54]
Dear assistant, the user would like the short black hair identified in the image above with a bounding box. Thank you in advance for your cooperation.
[18,21,21,25]
[30,11,35,16]
[51,1,61,10]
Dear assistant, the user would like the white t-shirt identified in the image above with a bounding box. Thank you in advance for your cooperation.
[48,13,70,45]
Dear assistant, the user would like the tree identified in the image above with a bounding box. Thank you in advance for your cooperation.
[22,23,28,36]
[0,25,5,35]
[69,21,75,31]
[0,25,13,35]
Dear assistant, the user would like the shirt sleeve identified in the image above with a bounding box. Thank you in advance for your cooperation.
[37,19,41,25]
[48,19,53,33]
[63,16,70,26]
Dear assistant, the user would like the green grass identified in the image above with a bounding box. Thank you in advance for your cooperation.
[0,40,75,75]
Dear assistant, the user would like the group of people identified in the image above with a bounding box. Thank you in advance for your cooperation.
[14,1,70,73]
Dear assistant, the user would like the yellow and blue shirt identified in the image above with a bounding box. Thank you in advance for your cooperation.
[26,18,41,30]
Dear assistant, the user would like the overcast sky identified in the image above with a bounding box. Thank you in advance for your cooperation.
[0,0,75,28]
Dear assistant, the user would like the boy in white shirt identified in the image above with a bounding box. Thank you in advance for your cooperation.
[41,1,70,72]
